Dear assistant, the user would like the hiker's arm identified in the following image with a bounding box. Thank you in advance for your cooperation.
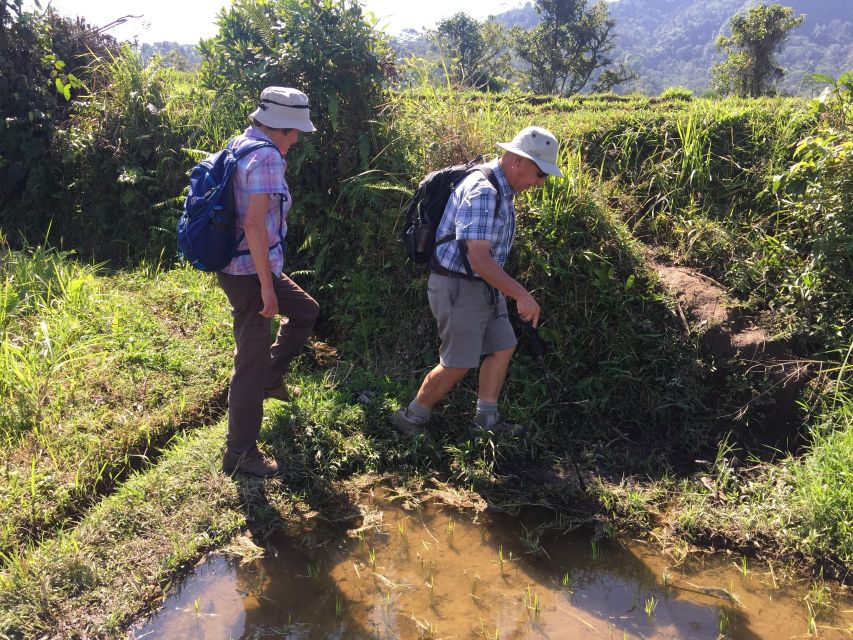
[466,239,540,327]
[244,193,277,318]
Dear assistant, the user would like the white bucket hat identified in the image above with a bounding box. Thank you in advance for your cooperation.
[496,126,563,177]
[250,86,316,132]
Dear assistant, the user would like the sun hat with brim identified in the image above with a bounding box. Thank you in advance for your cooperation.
[496,126,563,177]
[250,86,316,132]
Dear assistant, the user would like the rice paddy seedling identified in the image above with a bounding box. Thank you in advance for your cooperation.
[806,602,817,636]
[414,616,437,639]
[766,562,779,589]
[591,540,602,561]
[644,595,658,619]
[523,585,541,620]
[445,516,455,539]
[369,547,377,572]
[308,562,320,582]
[561,571,572,588]
[735,556,748,577]
[719,609,730,636]
[496,545,505,576]
[480,620,500,639]
[519,523,548,557]
[805,578,832,619]
[335,595,343,618]
[246,571,266,600]
[471,574,480,597]
[661,569,670,587]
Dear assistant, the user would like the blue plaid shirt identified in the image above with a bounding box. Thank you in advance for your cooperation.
[433,159,517,276]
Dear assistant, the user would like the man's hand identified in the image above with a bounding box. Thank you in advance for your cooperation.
[259,283,277,318]
[467,240,541,327]
[516,291,540,328]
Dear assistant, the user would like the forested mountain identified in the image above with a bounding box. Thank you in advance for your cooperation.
[449,0,853,94]
[606,0,853,94]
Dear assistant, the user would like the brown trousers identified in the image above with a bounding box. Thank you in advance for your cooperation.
[217,271,319,453]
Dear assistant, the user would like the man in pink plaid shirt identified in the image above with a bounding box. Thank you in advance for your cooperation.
[218,86,319,478]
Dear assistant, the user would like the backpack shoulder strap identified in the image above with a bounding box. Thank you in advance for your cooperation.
[477,165,502,215]
[230,139,277,161]
[446,164,504,278]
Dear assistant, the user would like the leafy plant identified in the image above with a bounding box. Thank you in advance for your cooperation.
[0,2,118,239]
[199,0,392,197]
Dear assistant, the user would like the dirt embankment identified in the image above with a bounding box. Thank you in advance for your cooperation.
[648,251,811,438]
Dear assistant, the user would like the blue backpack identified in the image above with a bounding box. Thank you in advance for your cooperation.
[177,139,283,272]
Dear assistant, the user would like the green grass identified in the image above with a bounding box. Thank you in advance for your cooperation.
[0,244,234,564]
[674,356,852,573]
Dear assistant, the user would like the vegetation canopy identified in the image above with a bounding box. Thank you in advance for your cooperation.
[712,3,805,97]
[431,12,512,90]
[513,0,634,95]
[198,0,392,197]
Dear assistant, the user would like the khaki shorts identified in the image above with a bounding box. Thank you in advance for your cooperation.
[427,272,517,369]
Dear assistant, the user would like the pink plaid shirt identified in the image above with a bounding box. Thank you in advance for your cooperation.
[221,127,291,276]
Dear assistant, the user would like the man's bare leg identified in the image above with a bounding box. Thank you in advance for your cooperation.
[477,346,515,402]
[415,364,470,408]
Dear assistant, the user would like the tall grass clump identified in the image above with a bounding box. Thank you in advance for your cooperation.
[790,366,853,567]
[760,72,853,342]
[0,234,104,442]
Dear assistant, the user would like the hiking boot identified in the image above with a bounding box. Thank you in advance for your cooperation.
[470,412,525,438]
[389,408,427,437]
[264,383,302,402]
[222,448,280,477]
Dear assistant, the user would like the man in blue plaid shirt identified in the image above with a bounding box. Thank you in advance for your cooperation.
[392,127,563,436]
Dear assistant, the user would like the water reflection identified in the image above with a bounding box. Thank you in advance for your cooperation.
[132,487,853,639]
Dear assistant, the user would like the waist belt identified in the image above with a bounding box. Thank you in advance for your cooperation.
[431,265,501,312]
[430,264,482,281]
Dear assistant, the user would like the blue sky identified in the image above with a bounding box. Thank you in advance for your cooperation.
[36,0,524,43]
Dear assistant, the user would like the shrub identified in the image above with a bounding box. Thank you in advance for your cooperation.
[766,72,853,342]
[198,0,393,201]
[53,48,190,263]
[658,86,693,101]
[0,2,117,243]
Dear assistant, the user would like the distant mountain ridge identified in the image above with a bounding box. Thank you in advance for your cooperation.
[491,0,853,94]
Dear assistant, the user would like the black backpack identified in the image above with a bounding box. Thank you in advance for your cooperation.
[402,156,501,270]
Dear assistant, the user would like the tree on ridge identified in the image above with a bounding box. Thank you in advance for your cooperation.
[712,3,804,97]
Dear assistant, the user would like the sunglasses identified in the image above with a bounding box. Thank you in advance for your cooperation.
[527,157,547,179]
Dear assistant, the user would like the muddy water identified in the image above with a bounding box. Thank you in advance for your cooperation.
[132,489,853,639]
